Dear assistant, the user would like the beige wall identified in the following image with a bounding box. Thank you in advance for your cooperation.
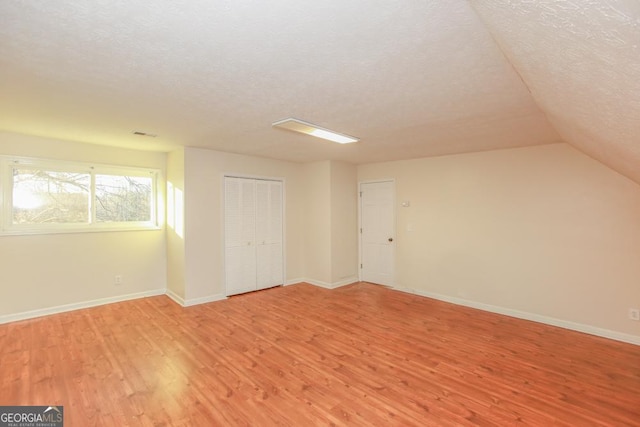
[330,161,358,284]
[183,147,306,301]
[5,132,637,343]
[0,132,167,320]
[0,131,166,167]
[358,143,640,339]
[300,160,359,287]
[180,154,358,296]
[166,149,186,300]
[302,161,332,284]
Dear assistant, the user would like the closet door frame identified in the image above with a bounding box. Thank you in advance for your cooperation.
[222,173,286,296]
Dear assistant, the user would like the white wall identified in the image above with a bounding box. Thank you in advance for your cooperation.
[183,147,305,302]
[0,132,167,321]
[358,143,640,341]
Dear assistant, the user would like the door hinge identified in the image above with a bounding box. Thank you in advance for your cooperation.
[360,263,363,269]
[360,228,362,234]
[359,191,362,197]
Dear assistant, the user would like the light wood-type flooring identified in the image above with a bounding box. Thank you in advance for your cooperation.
[1,282,639,426]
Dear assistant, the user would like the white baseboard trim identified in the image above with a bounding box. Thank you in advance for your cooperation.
[165,289,185,306]
[395,287,640,346]
[331,276,359,288]
[303,279,334,289]
[284,278,305,286]
[182,293,227,307]
[166,289,227,307]
[291,277,358,290]
[0,289,166,325]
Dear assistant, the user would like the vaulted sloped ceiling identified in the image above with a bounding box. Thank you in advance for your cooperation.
[0,1,637,180]
[470,0,640,184]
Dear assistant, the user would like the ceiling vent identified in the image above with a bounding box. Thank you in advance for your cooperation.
[132,131,157,138]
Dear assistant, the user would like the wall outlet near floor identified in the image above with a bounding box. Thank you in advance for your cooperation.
[114,275,123,285]
[629,308,640,321]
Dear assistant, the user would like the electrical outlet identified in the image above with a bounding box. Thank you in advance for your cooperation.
[629,308,640,321]
[114,275,123,285]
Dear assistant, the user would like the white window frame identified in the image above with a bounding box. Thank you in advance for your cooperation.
[0,156,161,235]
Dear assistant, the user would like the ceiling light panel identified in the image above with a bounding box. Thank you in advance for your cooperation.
[272,118,359,144]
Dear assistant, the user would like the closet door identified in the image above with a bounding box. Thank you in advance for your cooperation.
[255,180,283,290]
[224,177,257,296]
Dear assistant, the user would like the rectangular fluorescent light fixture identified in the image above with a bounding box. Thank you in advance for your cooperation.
[272,118,359,144]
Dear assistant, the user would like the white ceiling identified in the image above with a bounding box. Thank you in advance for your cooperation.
[0,1,636,183]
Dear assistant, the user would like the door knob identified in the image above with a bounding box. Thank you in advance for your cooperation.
[388,238,393,242]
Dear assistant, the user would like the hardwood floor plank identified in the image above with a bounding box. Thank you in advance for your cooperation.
[1,282,639,425]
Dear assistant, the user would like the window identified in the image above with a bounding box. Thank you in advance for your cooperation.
[95,174,152,223]
[13,168,90,224]
[1,157,160,234]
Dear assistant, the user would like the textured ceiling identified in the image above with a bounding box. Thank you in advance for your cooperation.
[0,0,559,164]
[470,0,640,184]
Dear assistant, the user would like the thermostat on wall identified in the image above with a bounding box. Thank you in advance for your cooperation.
[401,201,410,207]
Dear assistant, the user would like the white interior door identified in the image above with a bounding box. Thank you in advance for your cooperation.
[225,177,257,296]
[360,181,395,286]
[256,180,283,290]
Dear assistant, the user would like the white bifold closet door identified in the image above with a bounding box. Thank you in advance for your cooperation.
[255,179,283,290]
[225,177,283,296]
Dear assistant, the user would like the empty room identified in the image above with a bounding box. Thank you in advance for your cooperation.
[1,1,639,425]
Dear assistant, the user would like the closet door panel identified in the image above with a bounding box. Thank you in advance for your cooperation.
[226,246,256,295]
[256,244,272,289]
[269,242,283,287]
[256,181,283,290]
[269,182,283,244]
[225,177,257,296]
[240,179,256,246]
[255,180,270,245]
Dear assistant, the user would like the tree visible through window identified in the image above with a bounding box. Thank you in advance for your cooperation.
[96,175,152,222]
[4,159,158,232]
[12,169,90,224]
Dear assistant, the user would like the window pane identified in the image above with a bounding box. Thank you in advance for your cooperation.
[95,175,152,222]
[12,168,90,224]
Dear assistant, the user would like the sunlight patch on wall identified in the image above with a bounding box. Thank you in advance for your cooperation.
[167,181,184,239]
